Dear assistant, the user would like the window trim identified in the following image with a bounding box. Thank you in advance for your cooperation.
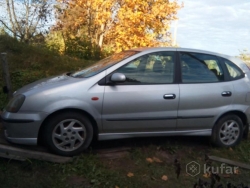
[101,51,178,86]
[219,57,245,81]
[177,51,229,84]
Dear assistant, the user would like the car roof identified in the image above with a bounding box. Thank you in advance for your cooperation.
[130,47,249,74]
[131,47,232,59]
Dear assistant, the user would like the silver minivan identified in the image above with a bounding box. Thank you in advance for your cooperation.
[1,47,250,156]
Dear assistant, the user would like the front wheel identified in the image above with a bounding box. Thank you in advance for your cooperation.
[44,112,93,156]
[212,114,243,147]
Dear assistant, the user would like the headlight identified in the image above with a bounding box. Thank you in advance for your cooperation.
[6,94,26,113]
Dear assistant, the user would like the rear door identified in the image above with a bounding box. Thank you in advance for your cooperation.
[177,51,234,131]
[102,51,180,133]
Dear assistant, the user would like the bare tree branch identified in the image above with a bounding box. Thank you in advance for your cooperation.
[10,0,22,33]
[24,0,30,40]
[0,19,21,38]
[5,0,16,38]
[1,0,54,43]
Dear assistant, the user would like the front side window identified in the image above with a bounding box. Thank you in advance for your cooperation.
[113,51,175,84]
[180,52,224,83]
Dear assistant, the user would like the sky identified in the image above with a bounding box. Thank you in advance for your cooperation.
[1,0,249,56]
[173,0,250,56]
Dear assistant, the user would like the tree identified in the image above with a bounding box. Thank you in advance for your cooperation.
[106,0,181,52]
[0,0,54,44]
[55,0,181,53]
[55,0,116,50]
[46,31,66,53]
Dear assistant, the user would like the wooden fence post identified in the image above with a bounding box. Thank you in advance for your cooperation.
[0,52,12,100]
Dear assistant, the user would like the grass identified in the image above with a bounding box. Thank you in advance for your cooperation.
[0,34,95,109]
[0,136,250,188]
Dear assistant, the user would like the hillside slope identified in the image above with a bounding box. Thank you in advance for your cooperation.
[0,35,94,109]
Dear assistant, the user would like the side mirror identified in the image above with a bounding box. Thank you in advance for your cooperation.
[110,73,126,82]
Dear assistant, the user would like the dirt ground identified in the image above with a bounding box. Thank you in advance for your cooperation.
[0,122,249,188]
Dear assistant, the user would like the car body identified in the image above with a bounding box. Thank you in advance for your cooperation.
[1,47,250,156]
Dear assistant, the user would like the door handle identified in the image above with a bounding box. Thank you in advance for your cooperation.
[163,94,176,99]
[221,91,232,97]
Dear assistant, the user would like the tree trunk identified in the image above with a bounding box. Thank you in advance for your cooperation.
[98,24,105,48]
[0,53,12,100]
[5,0,16,38]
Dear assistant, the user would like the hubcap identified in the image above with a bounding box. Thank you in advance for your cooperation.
[52,119,86,151]
[219,120,240,145]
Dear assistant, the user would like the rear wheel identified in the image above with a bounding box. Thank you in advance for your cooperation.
[212,114,243,147]
[44,112,93,156]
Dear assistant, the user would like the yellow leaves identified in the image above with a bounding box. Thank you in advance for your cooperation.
[153,157,163,163]
[161,175,168,181]
[234,168,240,174]
[146,158,154,163]
[56,0,181,53]
[141,157,166,181]
[127,172,134,177]
[109,0,180,52]
[146,157,163,163]
[203,172,211,178]
[127,171,168,182]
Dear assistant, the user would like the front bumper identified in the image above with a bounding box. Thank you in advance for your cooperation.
[1,110,48,145]
[4,130,37,145]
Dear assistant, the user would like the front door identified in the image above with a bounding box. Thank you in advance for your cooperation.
[102,51,180,133]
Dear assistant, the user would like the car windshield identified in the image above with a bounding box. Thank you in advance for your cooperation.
[70,50,139,78]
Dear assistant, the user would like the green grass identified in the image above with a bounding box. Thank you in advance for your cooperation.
[0,34,95,109]
[0,136,249,188]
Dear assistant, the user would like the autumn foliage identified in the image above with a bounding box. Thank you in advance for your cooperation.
[55,0,181,57]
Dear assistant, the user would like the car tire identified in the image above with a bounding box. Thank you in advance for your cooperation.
[211,114,243,147]
[44,112,93,156]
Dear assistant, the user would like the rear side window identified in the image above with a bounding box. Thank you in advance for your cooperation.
[180,52,224,83]
[222,58,244,80]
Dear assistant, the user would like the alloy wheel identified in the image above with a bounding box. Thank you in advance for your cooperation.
[52,119,86,151]
[219,120,240,145]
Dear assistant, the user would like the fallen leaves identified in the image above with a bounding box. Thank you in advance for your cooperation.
[161,175,168,181]
[234,168,240,174]
[203,172,211,178]
[127,156,167,182]
[146,157,163,163]
[153,157,163,163]
[127,172,134,177]
[127,171,168,182]
[146,158,154,163]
